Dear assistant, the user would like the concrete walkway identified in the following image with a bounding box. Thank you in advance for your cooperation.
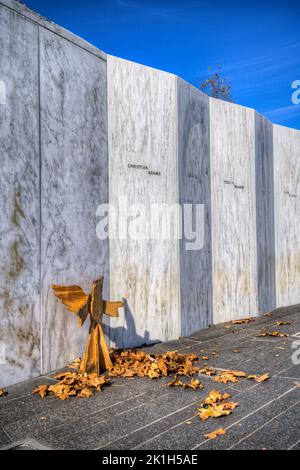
[0,304,300,450]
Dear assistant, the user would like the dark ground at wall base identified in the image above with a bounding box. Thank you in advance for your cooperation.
[0,304,300,450]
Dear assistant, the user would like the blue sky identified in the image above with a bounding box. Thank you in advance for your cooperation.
[26,0,300,129]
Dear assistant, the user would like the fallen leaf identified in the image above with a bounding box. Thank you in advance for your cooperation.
[214,370,246,384]
[183,379,204,390]
[273,321,291,326]
[48,384,77,400]
[168,378,184,387]
[202,356,209,360]
[204,428,226,439]
[0,388,7,397]
[157,359,168,377]
[247,373,270,383]
[232,349,241,353]
[147,363,161,379]
[198,394,239,421]
[263,312,272,317]
[204,390,231,405]
[168,377,203,390]
[198,407,216,420]
[258,331,289,338]
[230,370,247,377]
[32,384,49,399]
[199,366,217,376]
[231,318,254,324]
[77,387,94,398]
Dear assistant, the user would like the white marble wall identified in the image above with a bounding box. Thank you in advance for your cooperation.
[177,79,212,335]
[107,56,181,348]
[210,99,258,324]
[274,125,300,307]
[2,0,300,388]
[40,28,108,374]
[0,5,40,387]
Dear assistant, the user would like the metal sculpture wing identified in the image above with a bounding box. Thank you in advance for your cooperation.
[52,284,90,326]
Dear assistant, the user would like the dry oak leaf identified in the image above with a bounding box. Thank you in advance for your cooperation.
[273,321,292,326]
[86,374,106,389]
[183,379,204,390]
[0,388,7,397]
[198,389,239,421]
[231,318,254,324]
[32,384,49,399]
[157,359,168,376]
[263,312,272,317]
[198,402,238,421]
[204,428,226,439]
[247,373,270,383]
[48,384,77,400]
[77,387,94,398]
[147,363,161,379]
[198,406,228,421]
[214,370,246,384]
[199,366,217,376]
[258,331,289,338]
[168,377,203,390]
[204,390,231,405]
[168,378,184,387]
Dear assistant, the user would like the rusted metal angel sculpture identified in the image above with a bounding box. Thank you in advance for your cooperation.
[52,277,123,374]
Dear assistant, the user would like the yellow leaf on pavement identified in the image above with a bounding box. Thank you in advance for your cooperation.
[204,428,226,439]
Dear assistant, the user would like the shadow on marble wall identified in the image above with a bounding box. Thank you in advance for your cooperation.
[108,298,161,349]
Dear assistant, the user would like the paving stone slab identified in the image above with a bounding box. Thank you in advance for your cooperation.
[0,428,11,446]
[232,398,300,450]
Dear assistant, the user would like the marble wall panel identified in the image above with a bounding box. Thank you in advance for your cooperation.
[107,55,181,348]
[210,99,258,324]
[177,79,212,335]
[273,124,300,307]
[255,112,276,313]
[40,28,108,373]
[0,5,40,387]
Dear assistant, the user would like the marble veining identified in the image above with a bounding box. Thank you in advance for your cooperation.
[0,7,40,387]
[40,28,108,373]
